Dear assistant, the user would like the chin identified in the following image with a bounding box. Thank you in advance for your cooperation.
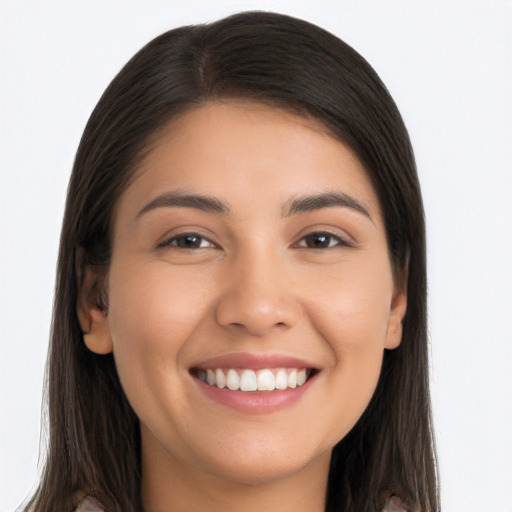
[205,456,318,486]
[195,437,332,487]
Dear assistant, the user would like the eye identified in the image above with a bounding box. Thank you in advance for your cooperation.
[158,233,216,250]
[296,231,350,249]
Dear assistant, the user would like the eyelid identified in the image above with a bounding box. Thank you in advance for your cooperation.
[156,230,218,250]
[154,225,355,251]
[293,228,355,249]
[293,223,359,250]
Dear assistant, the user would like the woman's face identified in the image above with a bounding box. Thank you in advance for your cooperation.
[83,102,406,486]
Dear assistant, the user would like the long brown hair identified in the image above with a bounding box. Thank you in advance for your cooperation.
[24,11,438,512]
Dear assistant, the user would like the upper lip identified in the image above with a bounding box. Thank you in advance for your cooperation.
[192,352,318,370]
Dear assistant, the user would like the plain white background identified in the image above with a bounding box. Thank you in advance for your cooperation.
[1,1,511,511]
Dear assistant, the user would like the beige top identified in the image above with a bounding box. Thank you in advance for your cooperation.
[75,496,106,511]
[75,494,409,511]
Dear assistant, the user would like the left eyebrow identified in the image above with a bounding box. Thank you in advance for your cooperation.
[282,192,373,221]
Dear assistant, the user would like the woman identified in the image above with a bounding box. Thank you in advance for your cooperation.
[23,11,438,512]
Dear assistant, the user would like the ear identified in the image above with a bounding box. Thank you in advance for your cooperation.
[76,254,113,355]
[384,285,407,350]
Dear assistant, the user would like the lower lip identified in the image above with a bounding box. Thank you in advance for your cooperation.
[193,374,316,414]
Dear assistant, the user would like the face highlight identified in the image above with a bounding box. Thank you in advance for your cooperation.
[81,102,406,494]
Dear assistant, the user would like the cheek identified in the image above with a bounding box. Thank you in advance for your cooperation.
[105,261,213,408]
[303,261,393,435]
[107,260,212,350]
[308,259,394,357]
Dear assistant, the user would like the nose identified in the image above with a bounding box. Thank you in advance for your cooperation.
[214,251,301,337]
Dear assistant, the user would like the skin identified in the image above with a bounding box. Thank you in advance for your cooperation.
[79,102,406,512]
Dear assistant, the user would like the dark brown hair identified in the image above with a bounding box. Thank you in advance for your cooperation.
[24,11,438,512]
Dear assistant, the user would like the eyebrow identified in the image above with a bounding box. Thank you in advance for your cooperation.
[282,192,372,221]
[136,190,372,221]
[137,191,231,218]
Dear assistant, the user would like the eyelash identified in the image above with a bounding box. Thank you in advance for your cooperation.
[157,231,352,250]
[157,233,216,250]
[294,231,353,249]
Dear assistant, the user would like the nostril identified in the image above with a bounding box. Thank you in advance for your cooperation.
[226,319,289,337]
[215,290,301,337]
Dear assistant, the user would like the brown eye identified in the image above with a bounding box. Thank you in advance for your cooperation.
[159,233,215,249]
[298,232,349,249]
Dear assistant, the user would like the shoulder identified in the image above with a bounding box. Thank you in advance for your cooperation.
[382,495,410,512]
[74,495,106,512]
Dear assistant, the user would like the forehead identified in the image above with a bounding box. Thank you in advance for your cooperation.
[118,101,382,221]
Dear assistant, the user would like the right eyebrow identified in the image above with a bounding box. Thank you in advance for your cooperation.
[136,191,231,219]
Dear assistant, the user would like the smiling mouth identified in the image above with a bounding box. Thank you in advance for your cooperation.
[191,367,316,392]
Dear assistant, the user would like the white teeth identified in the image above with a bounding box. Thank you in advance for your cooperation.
[197,367,312,391]
[257,369,275,391]
[287,369,297,388]
[215,368,226,389]
[240,370,258,391]
[274,369,288,390]
[227,369,240,390]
